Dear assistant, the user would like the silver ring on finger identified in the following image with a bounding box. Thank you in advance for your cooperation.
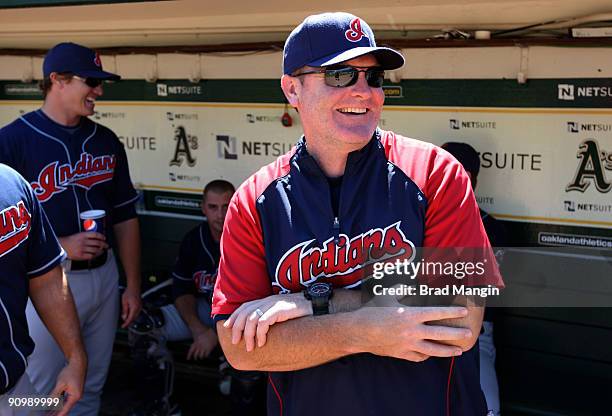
[254,308,264,317]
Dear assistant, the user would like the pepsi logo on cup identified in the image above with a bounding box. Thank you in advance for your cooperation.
[80,209,106,235]
[83,219,98,232]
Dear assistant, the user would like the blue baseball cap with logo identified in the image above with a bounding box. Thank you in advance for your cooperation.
[283,12,404,75]
[43,42,121,80]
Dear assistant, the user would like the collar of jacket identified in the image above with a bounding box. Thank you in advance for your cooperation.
[291,128,383,178]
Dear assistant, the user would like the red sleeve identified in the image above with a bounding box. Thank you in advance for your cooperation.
[421,146,488,248]
[382,131,503,287]
[212,152,294,318]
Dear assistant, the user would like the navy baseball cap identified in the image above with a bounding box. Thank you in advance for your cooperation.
[283,12,404,75]
[441,142,481,176]
[43,42,120,81]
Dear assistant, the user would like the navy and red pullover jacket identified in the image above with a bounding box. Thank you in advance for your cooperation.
[213,129,503,416]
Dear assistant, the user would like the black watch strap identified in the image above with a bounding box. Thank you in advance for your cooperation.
[304,282,333,316]
[311,295,330,316]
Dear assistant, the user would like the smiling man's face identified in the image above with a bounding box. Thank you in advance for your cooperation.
[291,54,385,153]
[56,73,103,120]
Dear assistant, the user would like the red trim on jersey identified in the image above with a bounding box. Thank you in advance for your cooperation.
[212,147,295,317]
[268,373,283,415]
[446,356,456,416]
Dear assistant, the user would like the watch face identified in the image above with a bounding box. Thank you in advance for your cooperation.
[309,282,331,296]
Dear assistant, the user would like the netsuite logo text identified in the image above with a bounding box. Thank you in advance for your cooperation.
[566,121,612,133]
[157,83,203,97]
[558,84,612,101]
[449,119,496,130]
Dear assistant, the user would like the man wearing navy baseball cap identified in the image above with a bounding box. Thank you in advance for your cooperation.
[282,12,404,74]
[43,42,121,82]
[213,12,502,415]
[0,42,141,415]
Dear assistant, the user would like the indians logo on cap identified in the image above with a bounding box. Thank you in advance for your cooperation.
[83,219,97,232]
[345,18,367,42]
[94,52,101,68]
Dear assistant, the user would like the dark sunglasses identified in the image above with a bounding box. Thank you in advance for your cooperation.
[72,75,104,88]
[295,66,385,88]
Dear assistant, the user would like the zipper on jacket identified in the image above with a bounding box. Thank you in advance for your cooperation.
[333,217,340,245]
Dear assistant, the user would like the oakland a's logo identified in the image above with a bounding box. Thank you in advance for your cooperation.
[0,201,31,258]
[273,221,415,293]
[566,140,611,193]
[31,152,116,202]
[169,126,198,167]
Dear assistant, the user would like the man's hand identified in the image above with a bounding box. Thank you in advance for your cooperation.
[174,294,217,359]
[59,232,108,261]
[113,218,142,328]
[224,293,312,352]
[50,355,87,416]
[353,306,472,361]
[120,286,142,328]
[187,327,218,360]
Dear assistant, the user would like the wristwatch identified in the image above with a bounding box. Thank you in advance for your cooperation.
[304,282,334,316]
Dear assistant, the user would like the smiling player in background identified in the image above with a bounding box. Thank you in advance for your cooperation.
[0,42,141,415]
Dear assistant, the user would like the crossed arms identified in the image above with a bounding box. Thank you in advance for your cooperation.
[217,289,483,372]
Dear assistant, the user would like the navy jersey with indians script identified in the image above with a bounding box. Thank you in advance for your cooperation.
[0,110,138,243]
[213,129,503,416]
[172,221,220,303]
[0,164,65,394]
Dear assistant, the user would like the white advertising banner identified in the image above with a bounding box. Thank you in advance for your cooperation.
[1,101,610,229]
[380,107,612,229]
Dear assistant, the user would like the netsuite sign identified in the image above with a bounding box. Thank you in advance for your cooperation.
[558,84,612,101]
[566,121,612,133]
